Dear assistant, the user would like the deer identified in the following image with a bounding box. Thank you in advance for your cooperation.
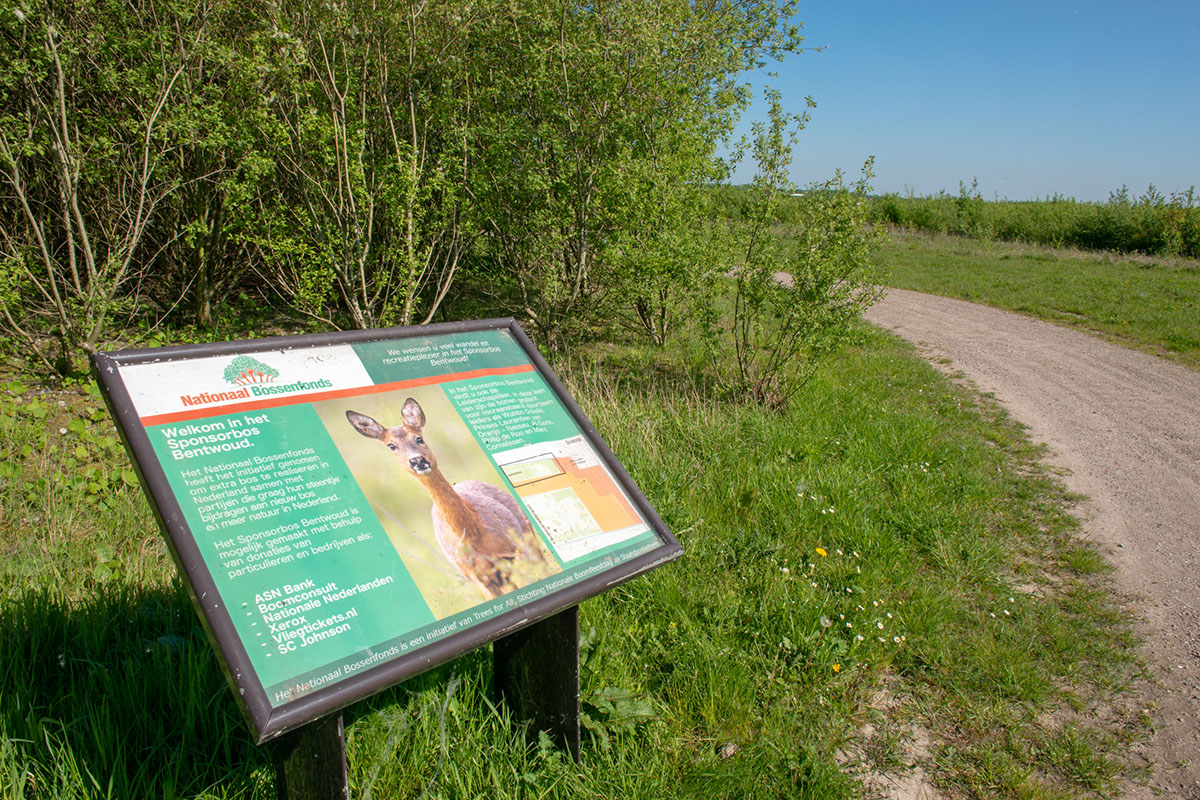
[346,398,555,600]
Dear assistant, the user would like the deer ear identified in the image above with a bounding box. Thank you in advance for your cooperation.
[401,397,426,430]
[346,410,386,440]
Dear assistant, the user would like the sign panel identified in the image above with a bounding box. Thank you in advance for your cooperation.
[93,319,681,742]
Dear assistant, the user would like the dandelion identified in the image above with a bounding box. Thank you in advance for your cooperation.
[815,547,827,557]
[832,664,842,673]
[819,616,832,629]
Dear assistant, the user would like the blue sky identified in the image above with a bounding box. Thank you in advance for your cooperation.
[727,1,1200,201]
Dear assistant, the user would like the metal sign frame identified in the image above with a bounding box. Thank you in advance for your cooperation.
[92,318,681,743]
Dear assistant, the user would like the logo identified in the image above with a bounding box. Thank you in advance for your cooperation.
[178,356,333,408]
[223,355,279,386]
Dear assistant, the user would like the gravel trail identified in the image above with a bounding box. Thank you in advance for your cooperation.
[864,287,1200,799]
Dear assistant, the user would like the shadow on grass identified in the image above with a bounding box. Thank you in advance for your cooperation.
[555,343,724,405]
[0,582,270,798]
[0,580,512,799]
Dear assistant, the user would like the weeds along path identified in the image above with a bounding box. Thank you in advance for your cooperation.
[865,287,1200,798]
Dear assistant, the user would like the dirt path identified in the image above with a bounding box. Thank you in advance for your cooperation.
[864,288,1200,799]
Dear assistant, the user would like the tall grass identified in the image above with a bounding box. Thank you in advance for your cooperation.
[0,331,1144,797]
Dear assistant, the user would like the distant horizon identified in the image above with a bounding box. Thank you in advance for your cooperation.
[715,180,1192,205]
[724,1,1200,204]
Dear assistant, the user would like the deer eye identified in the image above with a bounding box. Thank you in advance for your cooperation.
[386,443,397,451]
[414,436,425,445]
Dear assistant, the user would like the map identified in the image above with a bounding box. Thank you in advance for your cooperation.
[497,437,646,561]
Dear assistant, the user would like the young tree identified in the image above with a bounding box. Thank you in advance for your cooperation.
[469,0,801,348]
[0,1,209,373]
[148,0,282,328]
[705,91,885,409]
[254,0,476,330]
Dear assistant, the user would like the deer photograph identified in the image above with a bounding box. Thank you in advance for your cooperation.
[344,396,560,602]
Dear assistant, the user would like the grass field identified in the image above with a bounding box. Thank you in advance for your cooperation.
[876,229,1200,369]
[0,327,1146,798]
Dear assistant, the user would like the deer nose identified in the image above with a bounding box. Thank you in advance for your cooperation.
[409,456,431,473]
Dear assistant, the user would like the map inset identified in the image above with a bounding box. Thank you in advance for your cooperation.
[521,488,604,543]
[498,437,646,561]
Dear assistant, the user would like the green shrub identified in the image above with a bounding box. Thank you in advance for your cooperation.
[701,92,885,409]
[868,185,1200,258]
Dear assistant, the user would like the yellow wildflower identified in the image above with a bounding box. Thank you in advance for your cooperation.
[815,547,828,558]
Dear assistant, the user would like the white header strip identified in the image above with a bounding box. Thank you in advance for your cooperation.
[117,346,373,419]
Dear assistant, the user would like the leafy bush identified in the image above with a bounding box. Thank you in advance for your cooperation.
[701,93,885,409]
[0,0,805,371]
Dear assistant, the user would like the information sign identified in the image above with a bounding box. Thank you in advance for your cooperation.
[93,319,681,742]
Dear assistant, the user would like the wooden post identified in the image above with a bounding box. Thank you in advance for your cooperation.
[493,606,581,762]
[272,713,350,800]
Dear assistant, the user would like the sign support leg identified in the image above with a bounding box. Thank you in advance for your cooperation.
[493,605,581,762]
[272,712,350,800]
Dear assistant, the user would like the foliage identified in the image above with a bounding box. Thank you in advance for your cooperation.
[146,0,282,329]
[0,0,812,371]
[0,0,210,374]
[466,0,800,349]
[0,380,135,517]
[249,0,478,330]
[701,92,885,408]
[870,184,1200,258]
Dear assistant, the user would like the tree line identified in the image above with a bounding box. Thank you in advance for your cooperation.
[869,182,1200,257]
[1,0,803,374]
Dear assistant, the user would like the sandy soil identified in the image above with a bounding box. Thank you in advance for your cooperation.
[865,288,1200,799]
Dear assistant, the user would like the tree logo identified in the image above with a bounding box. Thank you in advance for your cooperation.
[223,355,279,386]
